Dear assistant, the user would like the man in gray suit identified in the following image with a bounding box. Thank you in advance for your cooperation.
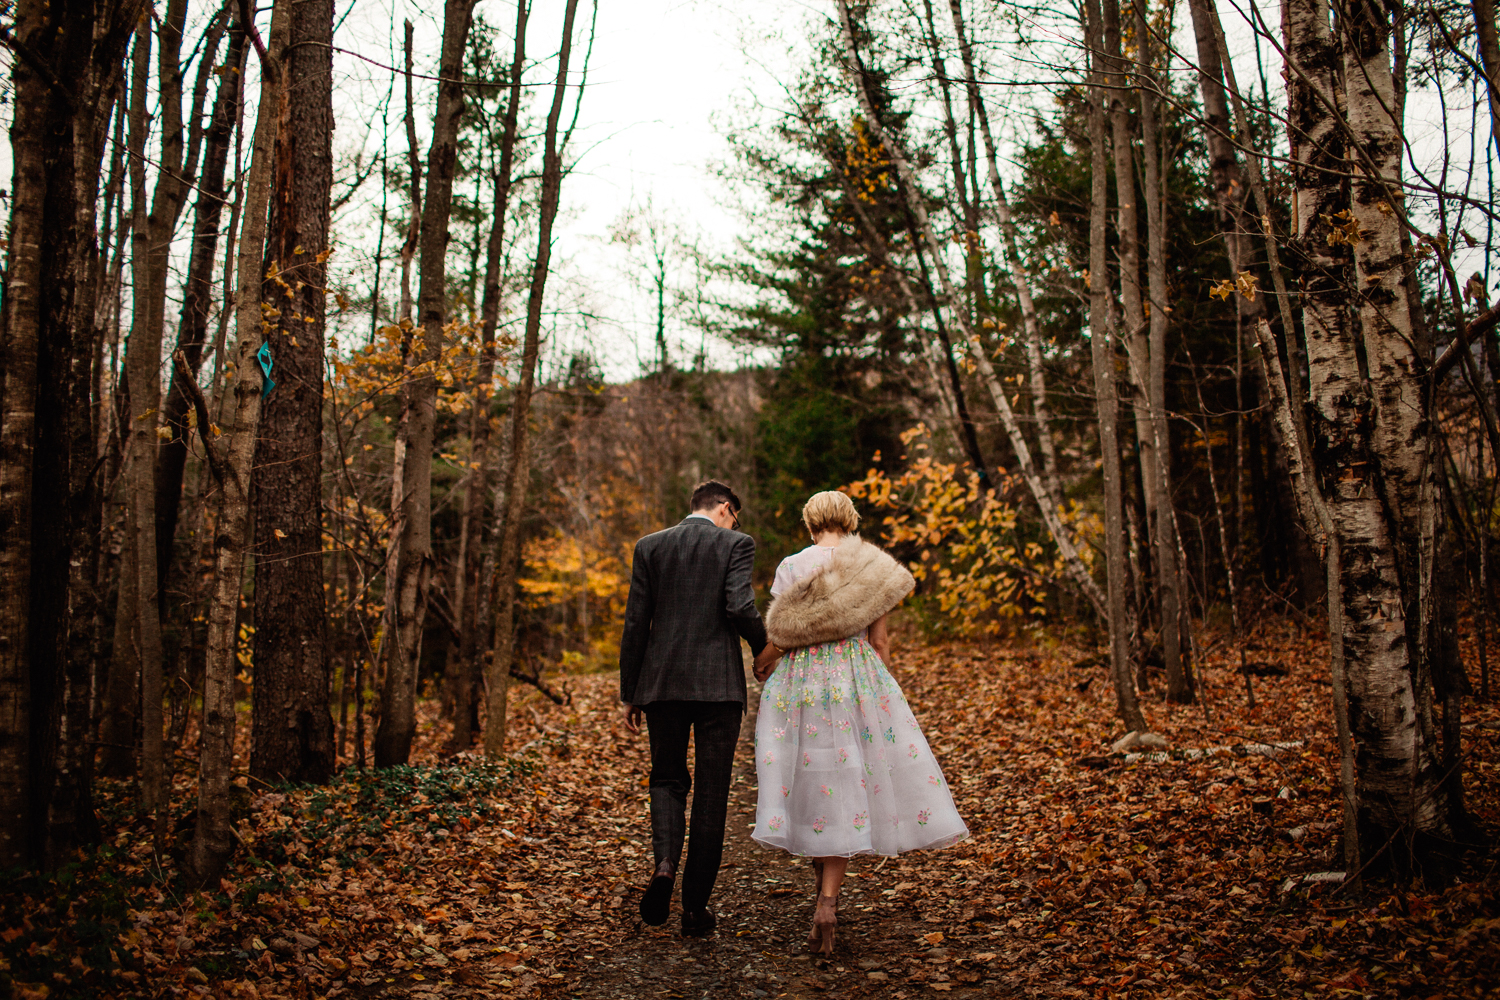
[620,480,778,936]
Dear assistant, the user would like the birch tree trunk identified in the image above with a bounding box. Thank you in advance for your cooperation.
[375,0,478,767]
[1205,0,1325,604]
[834,0,1109,624]
[1101,0,1157,559]
[486,0,584,756]
[1337,0,1456,862]
[1082,0,1147,734]
[901,8,992,480]
[946,0,1062,504]
[450,0,528,754]
[249,0,335,784]
[188,0,285,886]
[1281,0,1457,871]
[1136,4,1191,703]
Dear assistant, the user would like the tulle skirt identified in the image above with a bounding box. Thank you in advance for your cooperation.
[751,634,968,857]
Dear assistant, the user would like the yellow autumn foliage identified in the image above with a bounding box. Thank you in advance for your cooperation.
[844,425,1101,635]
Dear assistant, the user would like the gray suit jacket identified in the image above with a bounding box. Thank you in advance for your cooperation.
[619,517,768,706]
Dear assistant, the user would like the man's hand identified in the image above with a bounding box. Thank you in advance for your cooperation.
[622,703,643,734]
[753,643,781,683]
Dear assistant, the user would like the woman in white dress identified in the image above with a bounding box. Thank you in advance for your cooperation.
[752,491,967,955]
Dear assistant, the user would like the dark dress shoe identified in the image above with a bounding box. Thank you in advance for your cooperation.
[681,907,716,937]
[640,862,675,926]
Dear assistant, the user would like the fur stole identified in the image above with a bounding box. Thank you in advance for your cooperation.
[765,536,915,649]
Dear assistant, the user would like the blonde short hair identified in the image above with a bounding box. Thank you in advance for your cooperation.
[802,490,860,536]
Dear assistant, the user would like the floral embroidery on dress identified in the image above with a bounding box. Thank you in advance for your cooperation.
[751,552,969,857]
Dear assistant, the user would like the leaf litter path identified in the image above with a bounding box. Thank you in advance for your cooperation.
[535,698,974,1000]
[328,624,1496,1000]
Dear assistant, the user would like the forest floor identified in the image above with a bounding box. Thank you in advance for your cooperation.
[5,616,1500,1000]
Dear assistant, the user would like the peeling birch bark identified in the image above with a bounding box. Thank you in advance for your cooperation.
[835,0,1108,624]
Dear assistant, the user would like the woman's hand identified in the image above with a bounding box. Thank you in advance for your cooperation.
[753,643,781,682]
[869,614,891,665]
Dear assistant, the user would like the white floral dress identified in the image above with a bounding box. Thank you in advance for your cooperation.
[752,545,969,858]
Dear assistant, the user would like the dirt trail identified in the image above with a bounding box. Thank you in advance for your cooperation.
[536,687,992,1000]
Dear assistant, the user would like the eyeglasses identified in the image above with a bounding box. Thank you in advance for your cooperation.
[725,503,741,531]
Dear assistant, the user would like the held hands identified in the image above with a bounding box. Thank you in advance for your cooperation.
[753,643,782,683]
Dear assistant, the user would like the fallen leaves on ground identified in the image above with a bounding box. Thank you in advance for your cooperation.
[3,615,1497,999]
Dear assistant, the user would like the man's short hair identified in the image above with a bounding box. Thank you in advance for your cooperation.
[691,479,742,513]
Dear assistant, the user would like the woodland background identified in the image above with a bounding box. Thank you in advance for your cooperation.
[0,0,1497,995]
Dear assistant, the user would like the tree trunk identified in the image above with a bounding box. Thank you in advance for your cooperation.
[1101,0,1156,557]
[0,0,136,868]
[1083,0,1147,734]
[91,92,130,783]
[371,21,423,763]
[911,0,994,486]
[947,0,1063,504]
[53,4,137,864]
[249,0,335,785]
[187,0,286,886]
[486,0,584,757]
[1136,2,1191,703]
[398,21,422,325]
[156,20,248,591]
[1338,0,1457,865]
[0,29,50,855]
[1205,0,1323,604]
[122,0,190,849]
[450,0,528,755]
[835,0,1109,624]
[1473,0,1500,157]
[374,0,478,767]
[1279,0,1459,875]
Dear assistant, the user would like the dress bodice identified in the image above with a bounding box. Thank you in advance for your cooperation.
[770,544,839,599]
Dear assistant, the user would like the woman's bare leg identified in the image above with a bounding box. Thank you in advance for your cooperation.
[816,856,847,898]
